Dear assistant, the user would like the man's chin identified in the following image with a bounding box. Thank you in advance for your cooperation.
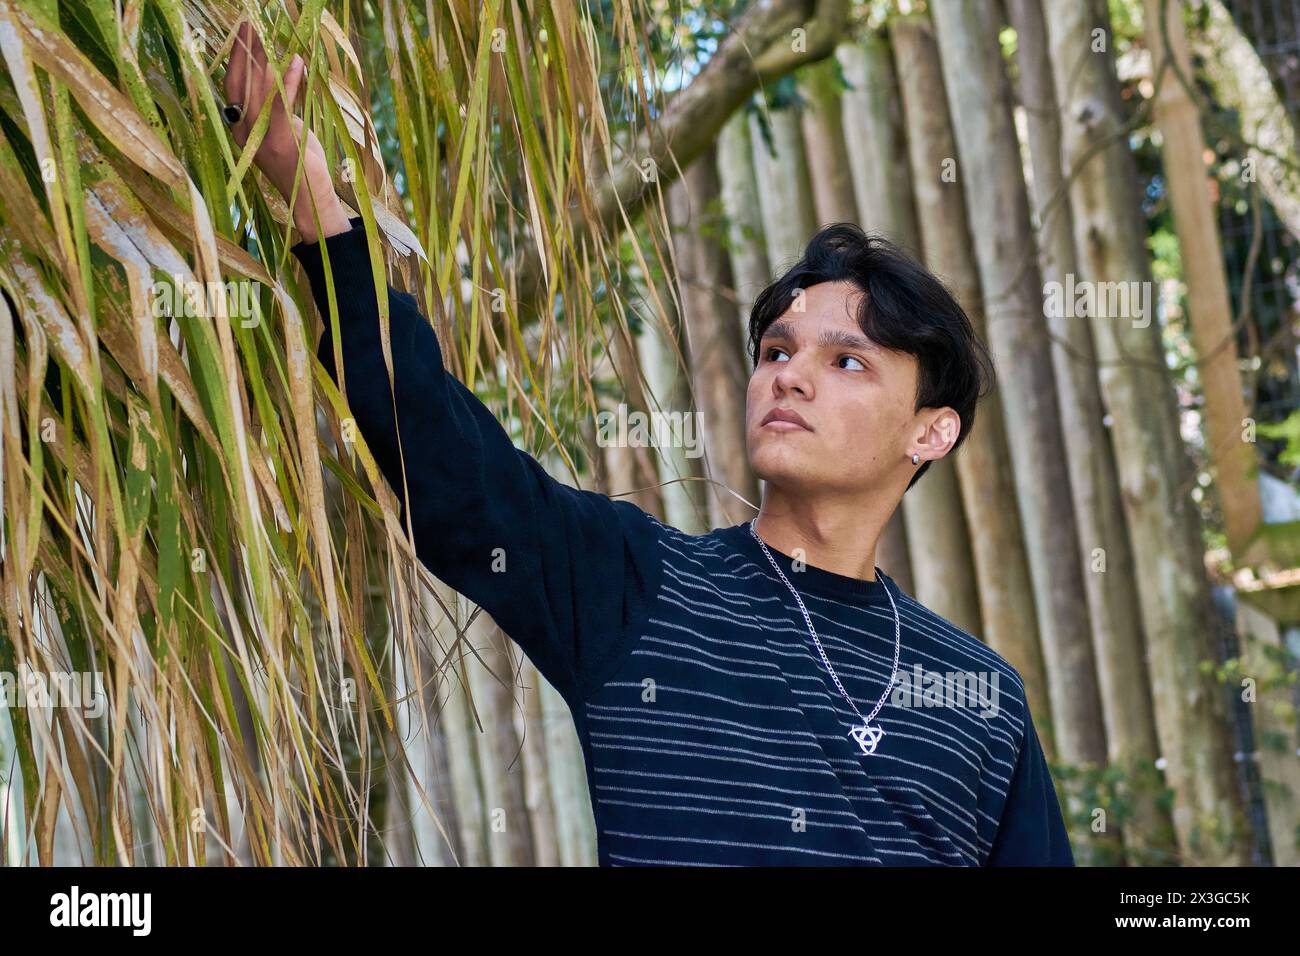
[750,445,820,488]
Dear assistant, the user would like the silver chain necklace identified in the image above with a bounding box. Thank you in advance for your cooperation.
[748,520,901,756]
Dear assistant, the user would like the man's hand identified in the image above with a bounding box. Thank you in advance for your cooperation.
[223,20,352,244]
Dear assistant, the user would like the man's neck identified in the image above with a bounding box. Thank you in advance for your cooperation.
[751,490,895,583]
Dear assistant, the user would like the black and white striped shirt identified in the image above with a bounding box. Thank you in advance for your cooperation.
[292,219,1074,867]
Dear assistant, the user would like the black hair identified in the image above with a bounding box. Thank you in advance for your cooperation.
[746,223,996,491]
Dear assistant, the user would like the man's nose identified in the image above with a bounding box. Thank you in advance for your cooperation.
[773,357,812,396]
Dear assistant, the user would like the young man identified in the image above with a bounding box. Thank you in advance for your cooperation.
[225,24,1073,866]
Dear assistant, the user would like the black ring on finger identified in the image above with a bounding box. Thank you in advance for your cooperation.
[223,103,244,125]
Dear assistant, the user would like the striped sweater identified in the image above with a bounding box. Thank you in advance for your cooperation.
[292,218,1075,867]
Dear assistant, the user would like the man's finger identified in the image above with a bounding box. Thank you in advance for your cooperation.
[285,55,305,109]
[223,20,249,103]
[273,55,305,128]
[250,22,267,71]
[247,27,273,126]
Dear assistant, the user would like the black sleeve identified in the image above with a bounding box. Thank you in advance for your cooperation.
[985,694,1076,866]
[290,217,664,704]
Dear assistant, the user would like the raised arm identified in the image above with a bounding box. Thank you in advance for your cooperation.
[223,21,665,703]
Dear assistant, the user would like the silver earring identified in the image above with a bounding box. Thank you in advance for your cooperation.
[911,453,920,465]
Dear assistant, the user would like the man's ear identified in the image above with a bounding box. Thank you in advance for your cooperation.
[912,407,961,462]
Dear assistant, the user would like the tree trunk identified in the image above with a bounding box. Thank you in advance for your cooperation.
[636,265,709,533]
[1008,0,1176,861]
[1234,596,1300,866]
[1144,0,1262,560]
[403,586,461,865]
[539,676,597,865]
[898,465,983,635]
[799,59,859,224]
[437,584,489,866]
[383,638,418,867]
[1193,0,1300,243]
[514,655,560,866]
[716,110,771,349]
[598,331,669,521]
[465,612,536,866]
[891,16,1056,758]
[668,150,761,527]
[1041,0,1250,864]
[750,106,818,272]
[929,1,1110,778]
[837,34,924,258]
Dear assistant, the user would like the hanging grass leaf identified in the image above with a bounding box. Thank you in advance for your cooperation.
[0,0,685,866]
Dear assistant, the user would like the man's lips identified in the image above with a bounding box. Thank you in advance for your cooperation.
[760,407,813,431]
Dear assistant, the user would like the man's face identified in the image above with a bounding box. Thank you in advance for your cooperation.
[746,280,927,496]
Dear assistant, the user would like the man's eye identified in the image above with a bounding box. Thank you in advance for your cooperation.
[765,347,789,362]
[839,355,867,371]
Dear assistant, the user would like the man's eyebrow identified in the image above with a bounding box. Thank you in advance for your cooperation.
[760,320,881,355]
[819,327,881,355]
[760,319,798,342]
